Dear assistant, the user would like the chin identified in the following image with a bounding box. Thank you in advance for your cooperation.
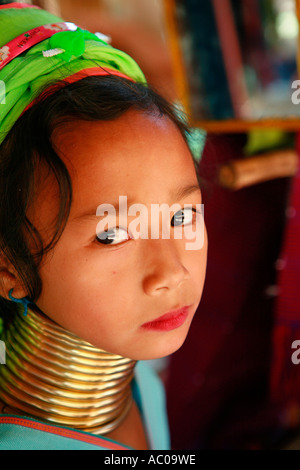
[131,327,191,361]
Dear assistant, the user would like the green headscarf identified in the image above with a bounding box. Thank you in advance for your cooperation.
[0,2,146,145]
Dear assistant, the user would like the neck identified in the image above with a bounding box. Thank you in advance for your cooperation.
[0,306,136,435]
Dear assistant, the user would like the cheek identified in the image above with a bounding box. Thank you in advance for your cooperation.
[191,251,207,285]
[38,242,134,309]
[186,230,208,292]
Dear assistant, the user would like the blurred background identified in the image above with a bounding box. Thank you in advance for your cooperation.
[25,0,300,450]
[32,0,177,101]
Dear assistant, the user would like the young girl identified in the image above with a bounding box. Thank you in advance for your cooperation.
[0,2,207,450]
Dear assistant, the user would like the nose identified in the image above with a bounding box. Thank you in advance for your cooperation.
[142,238,190,296]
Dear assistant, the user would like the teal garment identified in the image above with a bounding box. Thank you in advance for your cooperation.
[0,361,170,450]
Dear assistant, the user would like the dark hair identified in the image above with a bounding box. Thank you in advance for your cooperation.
[0,74,198,324]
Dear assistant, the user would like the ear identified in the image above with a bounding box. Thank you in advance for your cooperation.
[0,254,27,300]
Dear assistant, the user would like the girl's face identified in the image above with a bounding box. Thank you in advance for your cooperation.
[30,110,207,360]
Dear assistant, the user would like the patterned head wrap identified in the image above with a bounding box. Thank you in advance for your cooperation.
[0,2,146,145]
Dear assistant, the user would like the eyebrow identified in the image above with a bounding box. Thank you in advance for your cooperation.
[171,183,201,202]
[71,183,201,221]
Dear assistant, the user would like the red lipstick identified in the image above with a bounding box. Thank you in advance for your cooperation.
[142,306,190,331]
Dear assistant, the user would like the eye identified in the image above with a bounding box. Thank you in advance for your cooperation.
[171,208,198,227]
[96,227,131,245]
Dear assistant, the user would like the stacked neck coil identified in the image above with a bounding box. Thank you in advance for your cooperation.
[0,306,136,435]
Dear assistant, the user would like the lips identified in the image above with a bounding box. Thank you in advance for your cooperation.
[141,306,191,331]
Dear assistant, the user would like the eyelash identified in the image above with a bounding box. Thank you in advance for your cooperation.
[95,207,201,247]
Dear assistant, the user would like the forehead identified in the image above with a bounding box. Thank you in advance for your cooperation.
[30,110,198,237]
[51,110,197,206]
